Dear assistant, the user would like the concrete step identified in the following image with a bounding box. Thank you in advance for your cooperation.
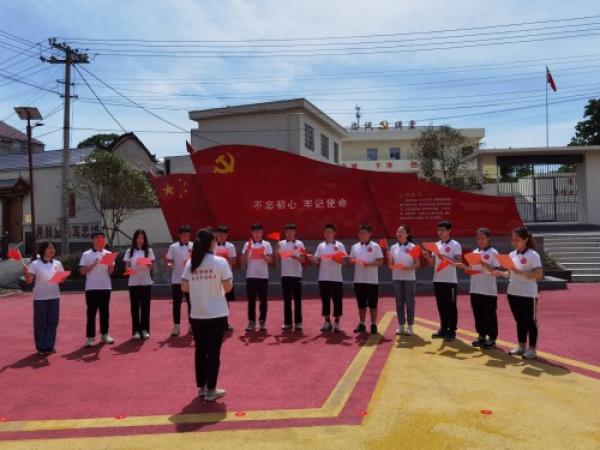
[554,256,600,263]
[560,267,600,273]
[572,274,600,282]
[560,262,600,269]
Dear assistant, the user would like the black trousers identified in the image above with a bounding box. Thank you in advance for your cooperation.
[225,286,236,302]
[433,282,458,334]
[172,283,190,325]
[191,316,227,390]
[85,290,111,338]
[470,293,498,340]
[318,281,343,318]
[507,294,538,347]
[246,278,268,322]
[282,276,302,325]
[354,283,379,309]
[129,285,152,334]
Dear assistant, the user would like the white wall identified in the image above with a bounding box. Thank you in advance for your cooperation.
[109,207,172,246]
[584,152,600,225]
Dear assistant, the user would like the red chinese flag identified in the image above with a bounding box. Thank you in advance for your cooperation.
[7,248,22,261]
[267,231,281,241]
[378,239,388,250]
[436,259,450,272]
[546,66,557,92]
[409,246,422,260]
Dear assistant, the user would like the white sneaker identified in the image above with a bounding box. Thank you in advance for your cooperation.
[396,325,406,336]
[522,347,537,360]
[204,388,226,402]
[259,321,267,331]
[509,345,525,356]
[281,323,292,330]
[198,386,207,398]
[101,334,114,344]
[141,330,150,339]
[332,321,340,332]
[321,321,332,332]
[246,321,256,332]
[406,326,414,336]
[85,337,95,347]
[295,323,303,331]
[133,332,141,340]
[171,324,180,336]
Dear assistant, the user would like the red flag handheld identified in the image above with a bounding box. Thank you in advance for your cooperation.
[378,239,388,250]
[267,231,281,241]
[7,247,22,261]
[409,246,422,260]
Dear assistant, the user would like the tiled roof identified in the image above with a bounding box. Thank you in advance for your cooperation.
[0,147,94,172]
[0,121,44,145]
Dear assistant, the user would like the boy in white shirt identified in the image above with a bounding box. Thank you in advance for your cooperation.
[350,224,384,335]
[166,225,193,336]
[277,223,306,331]
[79,231,115,347]
[423,220,464,341]
[215,225,237,332]
[241,223,273,331]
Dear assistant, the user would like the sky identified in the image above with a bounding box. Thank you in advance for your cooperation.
[1,0,599,157]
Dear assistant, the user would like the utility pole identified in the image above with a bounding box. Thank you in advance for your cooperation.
[41,38,89,257]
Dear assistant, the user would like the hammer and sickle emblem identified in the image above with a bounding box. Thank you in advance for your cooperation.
[213,152,235,174]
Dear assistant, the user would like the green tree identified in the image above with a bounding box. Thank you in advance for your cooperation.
[415,125,476,186]
[77,133,120,149]
[569,99,600,146]
[70,150,157,246]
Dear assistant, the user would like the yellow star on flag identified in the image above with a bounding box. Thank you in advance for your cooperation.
[163,184,174,196]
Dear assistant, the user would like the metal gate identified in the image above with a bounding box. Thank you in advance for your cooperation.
[497,160,579,223]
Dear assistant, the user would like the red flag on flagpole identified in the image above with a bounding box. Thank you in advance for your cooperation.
[546,66,557,92]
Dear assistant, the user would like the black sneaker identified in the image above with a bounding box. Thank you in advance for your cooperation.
[472,336,486,347]
[444,333,456,342]
[370,323,378,335]
[431,330,446,339]
[353,323,367,333]
[482,339,496,349]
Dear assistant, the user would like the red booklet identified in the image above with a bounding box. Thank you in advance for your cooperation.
[215,248,230,258]
[99,252,118,265]
[421,242,440,255]
[391,263,405,270]
[278,249,294,259]
[496,254,516,270]
[250,247,265,260]
[135,257,153,266]
[463,252,482,266]
[48,270,71,284]
[123,267,137,276]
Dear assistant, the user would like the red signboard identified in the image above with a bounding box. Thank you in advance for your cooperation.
[151,144,522,240]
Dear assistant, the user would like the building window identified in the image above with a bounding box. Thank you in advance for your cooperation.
[321,134,329,158]
[390,147,401,160]
[333,142,339,163]
[68,193,76,218]
[304,123,314,151]
[367,148,378,161]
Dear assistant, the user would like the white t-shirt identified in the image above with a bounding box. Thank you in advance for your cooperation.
[242,240,273,279]
[469,247,499,296]
[507,249,542,298]
[79,249,113,291]
[215,242,237,262]
[28,259,64,301]
[181,253,233,319]
[278,239,305,278]
[166,241,193,284]
[314,241,346,282]
[123,248,156,286]
[389,241,417,281]
[432,239,462,284]
[350,241,384,284]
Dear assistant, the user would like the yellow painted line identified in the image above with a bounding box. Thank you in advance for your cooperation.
[414,316,600,374]
[0,312,395,434]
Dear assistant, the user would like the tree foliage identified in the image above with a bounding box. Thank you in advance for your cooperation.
[77,133,120,149]
[70,150,157,246]
[415,125,476,187]
[569,99,600,146]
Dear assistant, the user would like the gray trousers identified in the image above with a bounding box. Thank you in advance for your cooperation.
[393,280,416,326]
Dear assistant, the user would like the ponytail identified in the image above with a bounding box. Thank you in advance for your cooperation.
[191,227,215,272]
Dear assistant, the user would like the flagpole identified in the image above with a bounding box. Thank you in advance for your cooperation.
[545,66,549,148]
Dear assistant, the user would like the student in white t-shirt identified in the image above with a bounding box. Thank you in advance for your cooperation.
[277,223,306,331]
[215,225,237,332]
[24,241,66,354]
[388,225,420,336]
[79,231,115,347]
[313,223,346,332]
[123,229,155,340]
[492,226,543,360]
[465,227,499,349]
[181,227,233,402]
[350,224,384,335]
[241,223,273,332]
[423,220,464,342]
[166,224,193,336]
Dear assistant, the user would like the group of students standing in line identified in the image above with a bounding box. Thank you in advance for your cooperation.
[23,220,543,401]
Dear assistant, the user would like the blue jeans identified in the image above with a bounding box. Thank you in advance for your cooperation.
[393,280,416,326]
[33,298,60,352]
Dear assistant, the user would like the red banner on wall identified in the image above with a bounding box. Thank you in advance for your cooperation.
[151,144,522,240]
